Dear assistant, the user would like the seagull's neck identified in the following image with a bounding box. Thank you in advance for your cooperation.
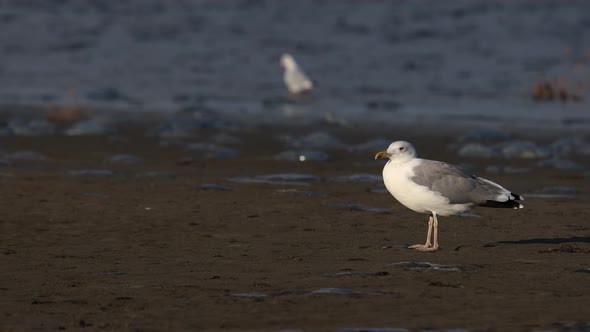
[388,156,416,166]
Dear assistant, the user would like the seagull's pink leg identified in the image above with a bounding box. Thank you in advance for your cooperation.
[409,215,433,250]
[414,213,440,252]
[431,213,440,251]
[425,215,433,247]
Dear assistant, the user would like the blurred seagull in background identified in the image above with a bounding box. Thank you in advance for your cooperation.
[375,141,523,252]
[280,53,313,95]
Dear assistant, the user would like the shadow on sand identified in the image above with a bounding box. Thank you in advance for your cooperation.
[494,236,590,245]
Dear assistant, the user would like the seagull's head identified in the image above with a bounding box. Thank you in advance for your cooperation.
[280,54,297,70]
[375,141,417,163]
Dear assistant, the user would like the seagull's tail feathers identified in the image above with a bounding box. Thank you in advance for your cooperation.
[479,198,524,209]
[510,192,524,201]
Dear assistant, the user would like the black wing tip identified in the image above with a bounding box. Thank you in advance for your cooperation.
[511,192,524,201]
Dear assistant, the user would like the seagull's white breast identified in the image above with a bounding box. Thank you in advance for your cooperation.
[382,158,471,216]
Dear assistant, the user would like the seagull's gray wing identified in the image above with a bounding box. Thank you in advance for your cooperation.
[411,160,512,204]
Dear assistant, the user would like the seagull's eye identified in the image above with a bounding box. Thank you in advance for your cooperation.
[399,147,405,151]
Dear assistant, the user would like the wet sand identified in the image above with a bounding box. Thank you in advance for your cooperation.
[1,121,590,332]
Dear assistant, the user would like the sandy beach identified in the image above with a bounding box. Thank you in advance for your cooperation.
[1,117,589,332]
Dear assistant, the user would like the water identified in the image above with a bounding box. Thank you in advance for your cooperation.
[0,1,589,129]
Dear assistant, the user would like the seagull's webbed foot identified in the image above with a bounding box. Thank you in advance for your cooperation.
[414,244,439,252]
[408,244,439,252]
[408,244,431,250]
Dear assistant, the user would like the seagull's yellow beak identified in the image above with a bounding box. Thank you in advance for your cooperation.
[374,151,390,160]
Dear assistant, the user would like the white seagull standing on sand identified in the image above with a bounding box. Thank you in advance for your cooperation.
[280,54,313,95]
[375,141,523,252]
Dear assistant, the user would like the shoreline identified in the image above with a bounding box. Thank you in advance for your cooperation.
[1,101,589,140]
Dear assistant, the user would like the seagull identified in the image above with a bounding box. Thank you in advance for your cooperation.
[375,141,523,252]
[280,54,313,95]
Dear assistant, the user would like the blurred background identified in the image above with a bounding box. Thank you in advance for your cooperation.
[0,0,589,130]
